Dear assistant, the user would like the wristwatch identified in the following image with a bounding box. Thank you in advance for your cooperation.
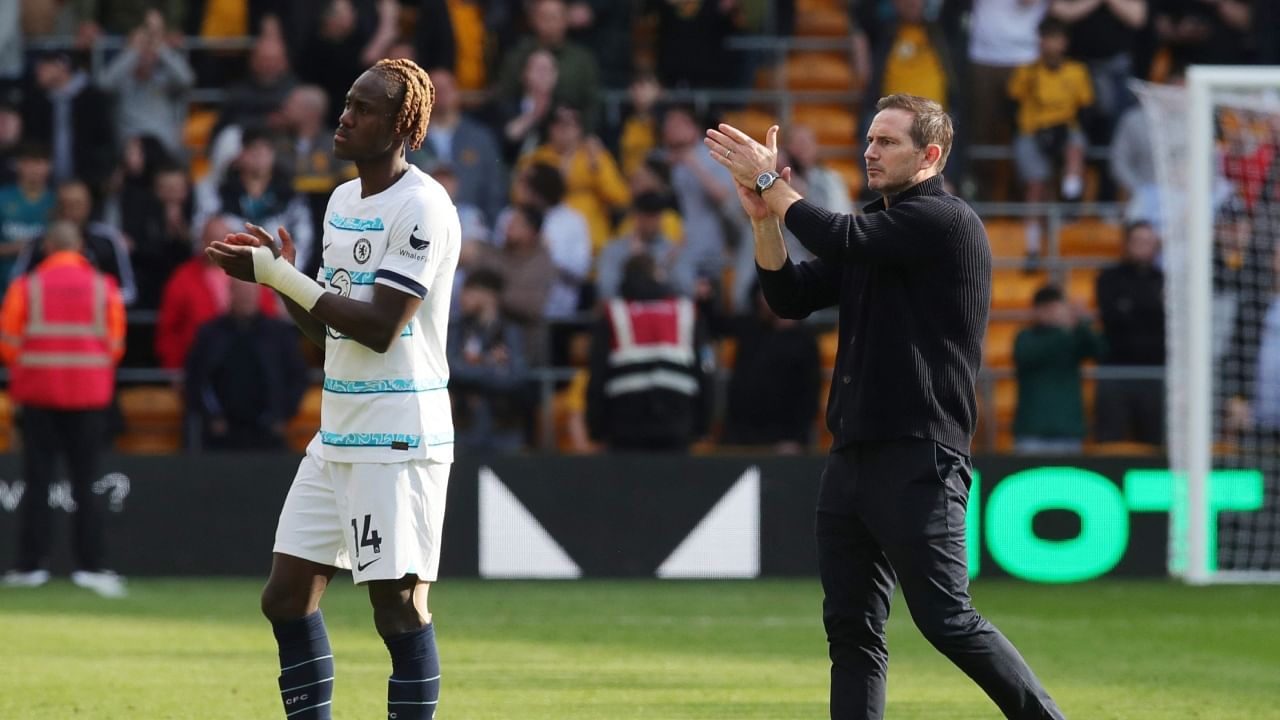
[755,170,781,196]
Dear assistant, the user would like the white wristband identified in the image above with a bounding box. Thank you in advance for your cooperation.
[251,245,325,311]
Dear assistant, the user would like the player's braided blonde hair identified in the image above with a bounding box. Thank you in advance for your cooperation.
[370,58,435,152]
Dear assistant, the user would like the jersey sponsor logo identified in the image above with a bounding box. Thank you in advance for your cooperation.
[354,238,372,264]
[328,212,385,231]
[409,225,429,250]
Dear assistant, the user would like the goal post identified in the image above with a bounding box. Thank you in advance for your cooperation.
[1136,65,1280,584]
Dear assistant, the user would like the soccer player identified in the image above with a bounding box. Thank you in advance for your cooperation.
[205,59,460,720]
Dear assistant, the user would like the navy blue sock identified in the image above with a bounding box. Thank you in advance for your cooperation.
[272,611,334,719]
[385,623,440,719]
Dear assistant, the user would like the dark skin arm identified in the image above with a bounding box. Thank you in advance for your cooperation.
[207,224,421,354]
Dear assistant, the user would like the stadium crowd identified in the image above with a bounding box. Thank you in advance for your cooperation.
[0,0,1278,455]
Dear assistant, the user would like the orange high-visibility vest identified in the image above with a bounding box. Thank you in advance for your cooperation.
[9,261,119,409]
[604,297,699,398]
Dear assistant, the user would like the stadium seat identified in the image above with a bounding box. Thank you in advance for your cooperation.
[983,319,1022,369]
[818,329,839,369]
[826,158,864,201]
[0,390,12,453]
[1059,219,1123,258]
[720,109,777,145]
[1086,441,1161,456]
[794,2,850,36]
[718,337,737,370]
[785,52,853,91]
[984,219,1028,259]
[286,385,323,453]
[991,268,1049,310]
[792,104,858,147]
[1067,267,1101,309]
[115,385,183,454]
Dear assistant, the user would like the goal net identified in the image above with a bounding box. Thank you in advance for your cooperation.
[1136,67,1280,584]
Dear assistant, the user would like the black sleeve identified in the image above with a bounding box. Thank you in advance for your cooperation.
[783,197,960,266]
[756,256,841,320]
[585,317,611,442]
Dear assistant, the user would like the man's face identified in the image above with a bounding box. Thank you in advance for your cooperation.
[1040,32,1067,64]
[523,51,558,95]
[531,0,568,45]
[56,183,92,225]
[548,107,583,149]
[634,210,661,240]
[1126,225,1160,265]
[334,72,402,162]
[238,139,276,177]
[505,211,537,249]
[894,0,924,23]
[460,285,497,318]
[431,68,459,114]
[0,109,21,145]
[785,125,818,167]
[1033,299,1069,327]
[662,109,698,149]
[15,155,51,188]
[251,35,288,82]
[863,108,928,195]
[154,171,188,204]
[34,58,70,90]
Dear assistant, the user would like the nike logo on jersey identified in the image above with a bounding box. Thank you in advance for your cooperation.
[409,225,429,250]
[356,557,383,572]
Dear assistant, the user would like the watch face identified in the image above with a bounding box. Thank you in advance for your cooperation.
[757,172,774,187]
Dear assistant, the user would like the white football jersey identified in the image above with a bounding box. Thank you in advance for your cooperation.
[306,165,460,464]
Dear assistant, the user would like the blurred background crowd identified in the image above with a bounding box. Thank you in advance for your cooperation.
[0,0,1278,457]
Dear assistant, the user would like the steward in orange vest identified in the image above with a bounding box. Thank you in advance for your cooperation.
[0,221,126,594]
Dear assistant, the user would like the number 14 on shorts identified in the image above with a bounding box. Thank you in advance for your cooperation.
[350,514,383,557]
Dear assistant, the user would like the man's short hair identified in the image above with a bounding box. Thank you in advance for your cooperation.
[514,204,545,234]
[1124,220,1154,241]
[524,163,566,206]
[465,268,505,294]
[874,94,955,171]
[14,141,50,160]
[632,191,666,215]
[1032,284,1064,307]
[240,124,277,148]
[1038,16,1068,38]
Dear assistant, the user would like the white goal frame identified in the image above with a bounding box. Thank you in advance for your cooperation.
[1183,66,1280,584]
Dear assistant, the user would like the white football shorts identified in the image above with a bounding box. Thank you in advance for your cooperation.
[273,449,451,584]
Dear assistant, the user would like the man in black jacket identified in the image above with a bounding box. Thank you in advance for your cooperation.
[707,94,1065,720]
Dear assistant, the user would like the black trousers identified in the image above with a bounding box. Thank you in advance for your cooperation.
[1093,377,1164,445]
[817,438,1064,720]
[15,407,107,572]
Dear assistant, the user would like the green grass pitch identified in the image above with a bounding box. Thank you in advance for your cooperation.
[2,578,1278,718]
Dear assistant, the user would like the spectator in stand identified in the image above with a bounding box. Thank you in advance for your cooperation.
[297,0,400,125]
[195,126,315,273]
[1155,0,1255,67]
[615,72,662,178]
[0,0,21,85]
[501,162,592,321]
[1009,17,1093,265]
[1013,284,1105,454]
[495,48,558,164]
[496,0,602,132]
[855,0,961,125]
[430,0,488,90]
[720,283,821,453]
[430,162,488,246]
[408,67,506,226]
[616,152,683,245]
[1223,242,1280,443]
[212,23,296,139]
[0,143,54,294]
[1212,195,1271,364]
[596,191,696,302]
[646,0,743,90]
[475,204,555,363]
[659,104,736,279]
[13,179,137,306]
[447,268,530,452]
[965,0,1050,199]
[0,94,22,187]
[1095,220,1166,444]
[409,0,458,73]
[1050,0,1147,142]
[184,277,308,451]
[71,0,185,46]
[96,9,195,158]
[22,50,116,193]
[123,161,192,310]
[518,104,630,251]
[566,0,633,90]
[277,84,349,278]
[156,215,278,370]
[587,254,710,452]
[783,123,853,218]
